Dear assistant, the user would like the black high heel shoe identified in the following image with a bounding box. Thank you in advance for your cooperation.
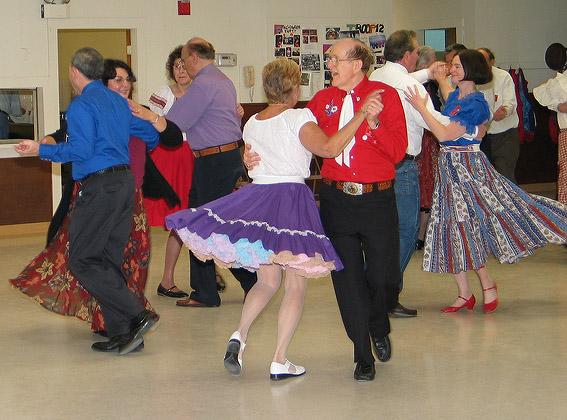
[157,284,189,298]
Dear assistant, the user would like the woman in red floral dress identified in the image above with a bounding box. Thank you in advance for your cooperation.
[10,60,182,334]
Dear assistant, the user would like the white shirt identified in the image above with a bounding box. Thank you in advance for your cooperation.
[244,108,316,183]
[478,66,518,134]
[370,61,449,156]
[533,71,567,129]
[149,85,187,141]
[149,85,176,115]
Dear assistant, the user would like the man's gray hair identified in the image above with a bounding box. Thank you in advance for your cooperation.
[186,38,216,60]
[384,30,417,63]
[345,39,374,73]
[71,47,104,80]
[416,45,436,71]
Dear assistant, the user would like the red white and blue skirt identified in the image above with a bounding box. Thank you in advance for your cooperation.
[166,181,342,278]
[424,145,567,273]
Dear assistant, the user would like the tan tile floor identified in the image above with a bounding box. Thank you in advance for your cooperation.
[1,223,566,420]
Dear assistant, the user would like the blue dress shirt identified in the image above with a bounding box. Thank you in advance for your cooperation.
[40,80,158,180]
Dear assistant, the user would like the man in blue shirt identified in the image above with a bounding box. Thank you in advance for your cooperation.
[16,47,160,355]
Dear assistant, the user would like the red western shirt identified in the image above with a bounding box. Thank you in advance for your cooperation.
[307,76,407,183]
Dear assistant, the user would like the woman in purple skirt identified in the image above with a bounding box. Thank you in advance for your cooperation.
[405,49,567,314]
[166,58,382,380]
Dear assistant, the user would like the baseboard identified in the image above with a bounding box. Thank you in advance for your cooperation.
[0,222,49,238]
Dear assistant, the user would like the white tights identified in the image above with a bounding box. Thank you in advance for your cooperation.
[236,265,307,365]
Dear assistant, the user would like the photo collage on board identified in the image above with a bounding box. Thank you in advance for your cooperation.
[274,23,386,91]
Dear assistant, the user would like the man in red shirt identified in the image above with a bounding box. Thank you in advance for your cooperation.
[245,38,406,380]
[309,38,407,381]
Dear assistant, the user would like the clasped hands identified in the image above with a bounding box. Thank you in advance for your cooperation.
[361,89,384,129]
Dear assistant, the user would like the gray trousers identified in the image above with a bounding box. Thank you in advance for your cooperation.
[482,127,520,183]
[68,170,143,337]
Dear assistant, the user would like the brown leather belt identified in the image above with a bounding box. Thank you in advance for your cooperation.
[322,177,394,195]
[193,141,240,158]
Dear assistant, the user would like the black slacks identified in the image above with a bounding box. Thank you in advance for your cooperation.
[319,183,400,365]
[68,170,143,337]
[187,148,257,306]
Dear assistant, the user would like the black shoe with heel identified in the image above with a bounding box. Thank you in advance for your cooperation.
[157,284,189,298]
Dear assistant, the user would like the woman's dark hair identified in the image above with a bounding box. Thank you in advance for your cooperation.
[166,45,183,81]
[101,59,136,86]
[457,49,492,84]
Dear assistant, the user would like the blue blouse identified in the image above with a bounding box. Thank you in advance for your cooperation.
[441,88,490,147]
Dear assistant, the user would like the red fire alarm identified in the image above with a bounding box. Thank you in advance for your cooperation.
[178,1,191,15]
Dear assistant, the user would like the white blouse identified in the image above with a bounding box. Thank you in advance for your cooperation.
[244,108,317,184]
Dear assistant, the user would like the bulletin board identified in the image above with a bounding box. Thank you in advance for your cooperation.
[271,22,387,99]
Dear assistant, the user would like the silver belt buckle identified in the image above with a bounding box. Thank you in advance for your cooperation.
[342,182,363,196]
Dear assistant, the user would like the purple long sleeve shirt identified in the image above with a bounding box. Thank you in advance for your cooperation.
[166,64,242,150]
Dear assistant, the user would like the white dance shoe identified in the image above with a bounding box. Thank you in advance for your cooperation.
[224,331,245,375]
[269,359,306,381]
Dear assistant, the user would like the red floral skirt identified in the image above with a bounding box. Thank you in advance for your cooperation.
[417,130,440,210]
[10,184,152,332]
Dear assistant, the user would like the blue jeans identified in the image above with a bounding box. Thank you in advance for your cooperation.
[394,159,420,292]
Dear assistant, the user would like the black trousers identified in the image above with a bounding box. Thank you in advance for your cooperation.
[188,148,257,306]
[319,183,400,365]
[68,171,143,337]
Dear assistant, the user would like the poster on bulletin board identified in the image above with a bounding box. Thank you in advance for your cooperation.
[273,22,387,97]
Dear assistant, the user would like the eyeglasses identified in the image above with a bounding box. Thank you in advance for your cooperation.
[325,57,355,66]
[174,63,186,70]
[111,76,134,84]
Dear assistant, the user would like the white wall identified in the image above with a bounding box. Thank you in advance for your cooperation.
[393,0,567,87]
[2,0,564,209]
[0,0,392,209]
[2,0,565,134]
[0,0,392,135]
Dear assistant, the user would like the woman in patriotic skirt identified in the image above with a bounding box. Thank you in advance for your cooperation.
[406,49,567,314]
[166,58,382,380]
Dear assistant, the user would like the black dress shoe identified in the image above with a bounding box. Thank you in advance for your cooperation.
[130,310,160,337]
[354,361,376,381]
[371,334,392,363]
[157,284,189,298]
[92,334,144,352]
[117,310,159,355]
[390,302,418,318]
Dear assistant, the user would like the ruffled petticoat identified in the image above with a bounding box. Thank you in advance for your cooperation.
[166,182,342,278]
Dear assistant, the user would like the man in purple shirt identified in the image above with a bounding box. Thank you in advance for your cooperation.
[167,37,256,307]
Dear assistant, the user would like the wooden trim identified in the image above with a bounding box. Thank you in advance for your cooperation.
[241,101,308,129]
[0,157,53,225]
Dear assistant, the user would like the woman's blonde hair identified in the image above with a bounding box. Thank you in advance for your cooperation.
[262,58,300,103]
